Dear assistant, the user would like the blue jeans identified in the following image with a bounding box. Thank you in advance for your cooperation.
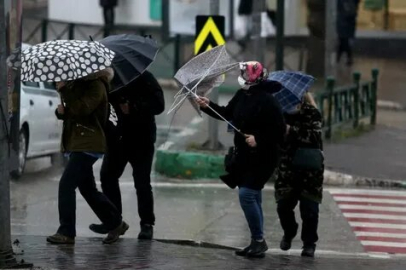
[239,187,264,240]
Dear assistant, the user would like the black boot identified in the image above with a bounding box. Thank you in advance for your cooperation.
[247,239,268,258]
[280,224,297,251]
[301,244,316,257]
[280,236,293,251]
[138,224,153,240]
[89,223,109,235]
[235,240,254,257]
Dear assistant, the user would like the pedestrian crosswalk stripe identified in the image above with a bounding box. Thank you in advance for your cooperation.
[338,204,406,212]
[334,196,406,204]
[329,189,406,196]
[344,213,406,220]
[331,189,406,254]
[355,232,406,238]
[361,241,406,248]
[358,236,406,243]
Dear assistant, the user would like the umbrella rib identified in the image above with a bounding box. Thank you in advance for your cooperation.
[179,84,243,135]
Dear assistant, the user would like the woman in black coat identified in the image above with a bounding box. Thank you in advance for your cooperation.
[196,62,285,258]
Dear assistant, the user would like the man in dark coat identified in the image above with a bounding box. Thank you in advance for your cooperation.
[100,0,118,37]
[90,70,165,240]
[337,0,360,66]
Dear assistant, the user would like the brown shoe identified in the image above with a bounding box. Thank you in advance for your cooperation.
[46,233,75,244]
[103,221,129,244]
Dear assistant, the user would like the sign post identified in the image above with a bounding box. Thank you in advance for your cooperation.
[195,11,226,150]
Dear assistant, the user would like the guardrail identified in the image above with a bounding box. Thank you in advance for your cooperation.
[317,69,379,139]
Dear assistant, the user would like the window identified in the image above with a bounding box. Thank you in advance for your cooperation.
[22,82,39,88]
[43,82,56,90]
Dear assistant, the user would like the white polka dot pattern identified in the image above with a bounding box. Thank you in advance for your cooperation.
[20,40,115,82]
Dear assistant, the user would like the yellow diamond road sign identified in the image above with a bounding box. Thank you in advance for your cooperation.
[195,15,225,55]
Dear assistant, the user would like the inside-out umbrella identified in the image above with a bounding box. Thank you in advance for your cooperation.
[168,45,239,117]
[19,40,115,82]
[167,45,243,135]
[268,71,315,112]
[99,34,159,93]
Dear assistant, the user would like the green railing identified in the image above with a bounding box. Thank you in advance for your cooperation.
[316,69,379,139]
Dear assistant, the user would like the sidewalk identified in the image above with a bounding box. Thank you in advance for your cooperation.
[10,235,406,270]
[324,109,406,183]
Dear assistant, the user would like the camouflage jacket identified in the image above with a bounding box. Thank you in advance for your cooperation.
[275,103,324,203]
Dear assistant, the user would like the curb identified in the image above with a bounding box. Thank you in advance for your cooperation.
[155,149,406,189]
[377,100,406,111]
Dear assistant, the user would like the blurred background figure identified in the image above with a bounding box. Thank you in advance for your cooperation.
[99,0,118,37]
[235,0,253,49]
[337,0,361,66]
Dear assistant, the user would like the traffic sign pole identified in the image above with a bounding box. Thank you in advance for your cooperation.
[206,0,221,150]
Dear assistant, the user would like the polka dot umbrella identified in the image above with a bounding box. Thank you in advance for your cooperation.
[20,40,115,82]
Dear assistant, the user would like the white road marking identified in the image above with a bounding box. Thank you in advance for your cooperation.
[355,232,406,239]
[333,196,406,204]
[343,213,406,220]
[361,241,406,248]
[329,189,406,196]
[349,222,406,230]
[338,204,406,212]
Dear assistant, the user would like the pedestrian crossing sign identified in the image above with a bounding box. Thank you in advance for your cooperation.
[195,15,225,55]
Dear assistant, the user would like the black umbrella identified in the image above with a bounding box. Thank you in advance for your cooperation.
[99,34,159,92]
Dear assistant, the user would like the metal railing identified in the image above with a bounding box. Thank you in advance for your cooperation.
[317,69,379,139]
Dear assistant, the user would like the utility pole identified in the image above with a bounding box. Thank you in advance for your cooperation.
[275,0,284,70]
[0,0,16,267]
[252,0,266,65]
[205,0,221,150]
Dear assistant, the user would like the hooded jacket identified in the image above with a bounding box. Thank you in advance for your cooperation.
[56,68,114,153]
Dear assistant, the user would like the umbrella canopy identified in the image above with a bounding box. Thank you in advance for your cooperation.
[20,40,115,82]
[99,34,159,92]
[169,45,239,115]
[268,71,315,112]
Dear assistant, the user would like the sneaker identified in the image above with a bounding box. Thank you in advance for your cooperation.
[89,223,109,235]
[138,224,153,240]
[301,244,316,258]
[46,233,75,245]
[247,239,268,258]
[235,241,253,257]
[103,221,129,244]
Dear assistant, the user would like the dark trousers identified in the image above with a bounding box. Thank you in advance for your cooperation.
[100,139,155,226]
[277,197,319,246]
[102,7,115,37]
[57,153,122,238]
[337,37,353,64]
